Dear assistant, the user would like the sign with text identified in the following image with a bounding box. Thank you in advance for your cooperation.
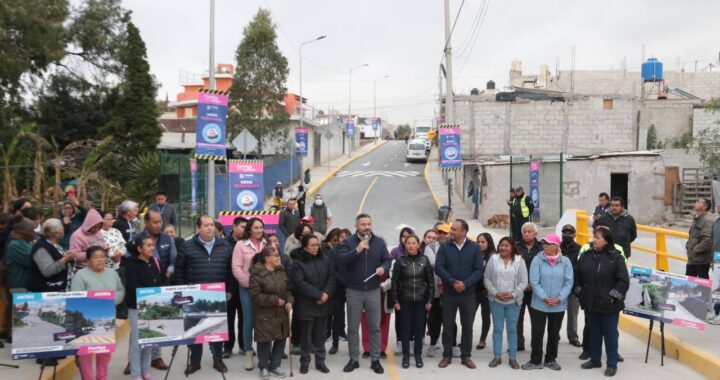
[137,283,228,349]
[529,160,540,219]
[295,128,308,156]
[346,119,355,137]
[219,211,285,248]
[190,159,198,216]
[195,90,228,160]
[12,291,116,360]
[439,125,462,170]
[229,160,264,212]
[625,266,712,331]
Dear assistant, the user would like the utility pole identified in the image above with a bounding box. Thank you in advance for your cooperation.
[207,0,216,218]
[373,75,388,141]
[348,63,368,156]
[444,0,454,125]
[297,35,326,186]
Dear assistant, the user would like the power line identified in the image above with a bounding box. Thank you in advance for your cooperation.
[438,0,467,67]
[455,0,490,78]
[454,0,486,59]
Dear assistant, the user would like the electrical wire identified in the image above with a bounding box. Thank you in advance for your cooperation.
[438,0,467,67]
[455,0,490,78]
[454,0,487,59]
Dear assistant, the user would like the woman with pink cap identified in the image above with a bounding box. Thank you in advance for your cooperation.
[521,233,573,372]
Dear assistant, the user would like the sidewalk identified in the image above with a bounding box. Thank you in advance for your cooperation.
[424,147,720,379]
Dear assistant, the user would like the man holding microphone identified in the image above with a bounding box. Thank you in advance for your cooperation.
[335,214,392,375]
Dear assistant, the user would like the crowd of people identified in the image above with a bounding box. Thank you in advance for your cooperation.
[0,188,716,380]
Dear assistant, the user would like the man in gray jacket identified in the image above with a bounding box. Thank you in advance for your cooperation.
[687,198,715,279]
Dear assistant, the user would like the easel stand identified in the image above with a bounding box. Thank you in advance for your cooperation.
[164,345,226,380]
[644,320,666,366]
[37,360,56,380]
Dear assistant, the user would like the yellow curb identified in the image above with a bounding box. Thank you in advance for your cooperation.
[38,319,130,380]
[618,314,720,379]
[307,140,388,197]
[424,147,442,209]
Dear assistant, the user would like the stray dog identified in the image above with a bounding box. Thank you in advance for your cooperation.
[487,214,510,229]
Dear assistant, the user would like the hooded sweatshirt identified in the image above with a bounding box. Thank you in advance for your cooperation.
[69,209,108,270]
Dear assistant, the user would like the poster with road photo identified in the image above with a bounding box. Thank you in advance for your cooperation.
[137,283,228,349]
[11,291,116,360]
[625,266,712,331]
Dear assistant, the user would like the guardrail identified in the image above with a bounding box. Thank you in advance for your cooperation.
[575,210,688,271]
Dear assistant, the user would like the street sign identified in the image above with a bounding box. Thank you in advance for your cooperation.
[232,129,258,156]
[346,119,355,137]
[372,118,380,131]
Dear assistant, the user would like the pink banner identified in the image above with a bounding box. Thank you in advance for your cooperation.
[199,283,226,292]
[77,344,116,356]
[197,92,229,106]
[194,333,230,344]
[229,161,264,174]
[87,290,115,300]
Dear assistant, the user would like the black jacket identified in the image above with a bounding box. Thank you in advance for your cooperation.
[27,239,68,292]
[560,240,581,268]
[574,245,629,313]
[390,253,434,304]
[598,210,637,257]
[516,239,543,271]
[175,235,236,294]
[335,233,391,291]
[510,194,534,219]
[124,256,163,309]
[278,208,300,238]
[288,248,336,318]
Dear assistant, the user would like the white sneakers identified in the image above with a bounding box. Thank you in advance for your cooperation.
[426,344,441,357]
[709,315,720,325]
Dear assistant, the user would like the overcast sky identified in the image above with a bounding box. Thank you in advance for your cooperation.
[123,0,720,125]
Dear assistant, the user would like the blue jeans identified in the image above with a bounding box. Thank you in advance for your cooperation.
[490,301,521,359]
[128,308,152,377]
[239,286,254,351]
[586,311,620,368]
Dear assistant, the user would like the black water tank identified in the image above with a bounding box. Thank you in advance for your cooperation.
[470,88,480,95]
[487,80,496,90]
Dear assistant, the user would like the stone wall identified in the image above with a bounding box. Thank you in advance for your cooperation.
[693,107,720,137]
[454,94,637,157]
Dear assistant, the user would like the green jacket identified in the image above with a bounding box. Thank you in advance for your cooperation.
[5,239,33,289]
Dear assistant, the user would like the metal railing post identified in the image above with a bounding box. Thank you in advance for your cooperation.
[576,209,590,245]
[656,232,669,271]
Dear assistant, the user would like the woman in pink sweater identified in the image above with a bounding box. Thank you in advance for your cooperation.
[232,217,266,370]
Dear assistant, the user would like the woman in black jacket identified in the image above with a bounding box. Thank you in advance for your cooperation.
[125,235,163,380]
[575,228,629,377]
[289,234,336,374]
[475,232,496,350]
[390,234,434,369]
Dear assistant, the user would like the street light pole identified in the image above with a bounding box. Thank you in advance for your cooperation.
[296,35,326,186]
[348,63,369,156]
[373,75,388,141]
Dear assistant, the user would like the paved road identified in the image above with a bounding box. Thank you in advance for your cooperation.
[319,141,439,242]
[13,314,65,350]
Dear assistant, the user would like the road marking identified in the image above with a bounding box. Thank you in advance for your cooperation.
[336,170,421,178]
[357,177,379,214]
[404,163,409,167]
[362,161,371,167]
[384,163,388,168]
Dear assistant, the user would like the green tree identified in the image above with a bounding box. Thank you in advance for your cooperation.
[228,9,289,155]
[101,18,160,167]
[646,125,659,149]
[394,124,412,140]
[696,101,720,176]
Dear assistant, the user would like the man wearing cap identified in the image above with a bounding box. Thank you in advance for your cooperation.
[560,224,582,347]
[511,188,534,242]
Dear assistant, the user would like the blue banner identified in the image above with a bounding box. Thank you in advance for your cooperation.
[295,128,308,156]
[190,159,198,216]
[195,91,228,160]
[439,126,461,169]
[372,118,380,131]
[529,160,540,219]
[229,160,264,211]
[346,119,355,137]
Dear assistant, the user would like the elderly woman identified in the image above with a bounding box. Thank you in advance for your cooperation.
[249,246,293,380]
[575,228,629,377]
[521,233,574,371]
[28,219,76,292]
[71,246,125,380]
[113,200,141,242]
[232,217,267,370]
[484,237,528,370]
[289,234,336,374]
[125,235,162,380]
[100,211,125,269]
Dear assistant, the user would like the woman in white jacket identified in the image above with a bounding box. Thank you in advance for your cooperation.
[484,236,528,370]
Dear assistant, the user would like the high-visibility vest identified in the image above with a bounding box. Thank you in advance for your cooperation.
[578,243,627,261]
[519,195,530,218]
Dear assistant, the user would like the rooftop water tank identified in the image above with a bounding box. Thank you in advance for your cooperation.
[487,80,496,90]
[642,58,663,82]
